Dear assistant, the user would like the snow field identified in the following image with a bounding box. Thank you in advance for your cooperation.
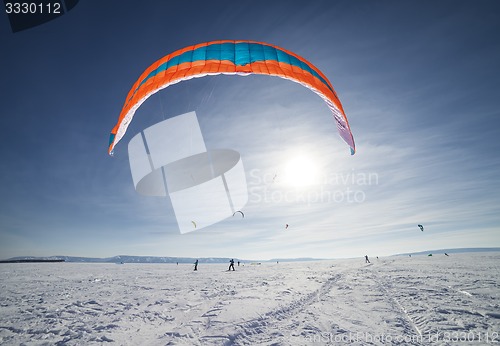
[0,253,499,345]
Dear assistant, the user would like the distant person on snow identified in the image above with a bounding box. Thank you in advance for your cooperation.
[194,259,198,271]
[229,259,235,271]
[365,255,370,264]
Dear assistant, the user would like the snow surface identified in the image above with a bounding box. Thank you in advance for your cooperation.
[1,253,499,345]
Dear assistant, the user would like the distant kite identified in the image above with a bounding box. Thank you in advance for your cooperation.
[232,211,244,218]
[418,224,424,232]
[108,40,355,156]
[191,221,197,228]
[285,224,289,230]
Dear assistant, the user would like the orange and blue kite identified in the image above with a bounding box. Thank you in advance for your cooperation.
[108,40,355,156]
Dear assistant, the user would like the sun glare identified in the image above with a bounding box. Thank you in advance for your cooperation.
[283,155,319,187]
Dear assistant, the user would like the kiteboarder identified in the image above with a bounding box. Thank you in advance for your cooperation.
[229,259,235,271]
[194,259,198,271]
[365,255,370,264]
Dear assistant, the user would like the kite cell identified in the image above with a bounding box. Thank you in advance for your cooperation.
[109,40,355,156]
[418,224,424,232]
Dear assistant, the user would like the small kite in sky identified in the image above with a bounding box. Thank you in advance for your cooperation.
[233,211,244,218]
[418,224,424,232]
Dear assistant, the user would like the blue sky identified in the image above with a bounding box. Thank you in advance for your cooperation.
[1,1,499,260]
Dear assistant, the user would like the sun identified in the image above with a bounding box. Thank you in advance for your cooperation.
[283,155,319,187]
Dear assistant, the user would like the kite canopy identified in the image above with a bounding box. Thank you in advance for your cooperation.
[108,40,355,156]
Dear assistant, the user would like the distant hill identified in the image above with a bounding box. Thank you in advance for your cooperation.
[2,255,244,264]
[269,257,326,262]
[2,248,498,263]
[395,247,500,257]
[0,258,65,263]
[2,255,326,264]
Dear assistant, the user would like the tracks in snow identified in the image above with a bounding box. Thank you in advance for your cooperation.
[222,272,341,345]
[370,259,500,344]
[217,262,447,345]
